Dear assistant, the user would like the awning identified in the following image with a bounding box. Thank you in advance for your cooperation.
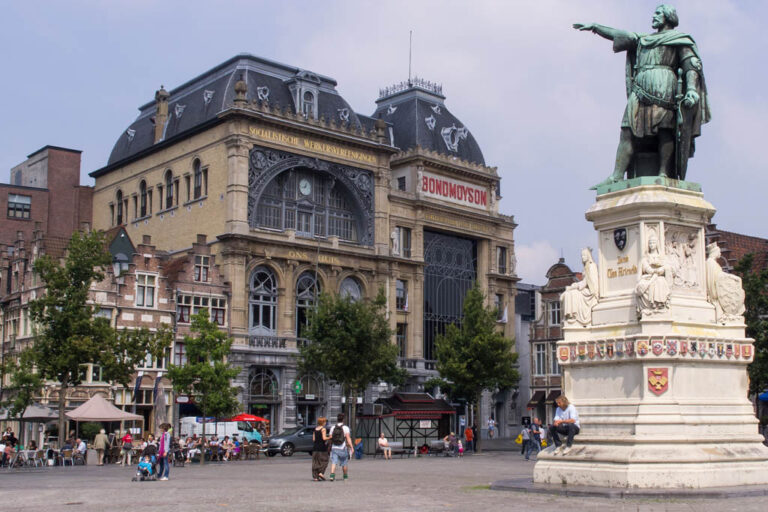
[526,391,545,409]
[545,390,561,404]
[65,394,143,422]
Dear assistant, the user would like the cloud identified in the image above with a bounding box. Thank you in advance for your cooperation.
[515,241,561,285]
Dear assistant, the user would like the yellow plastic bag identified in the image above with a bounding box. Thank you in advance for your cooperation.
[541,440,547,447]
[515,434,523,445]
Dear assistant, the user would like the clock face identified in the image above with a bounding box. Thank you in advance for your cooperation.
[299,179,312,196]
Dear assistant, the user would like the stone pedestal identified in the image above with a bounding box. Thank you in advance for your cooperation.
[533,184,768,488]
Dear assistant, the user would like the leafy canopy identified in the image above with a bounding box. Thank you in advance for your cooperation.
[26,230,171,435]
[735,254,768,396]
[434,283,519,404]
[167,310,241,422]
[299,287,406,396]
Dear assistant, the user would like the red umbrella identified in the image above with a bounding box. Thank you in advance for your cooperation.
[228,413,270,422]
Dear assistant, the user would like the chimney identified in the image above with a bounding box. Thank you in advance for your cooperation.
[196,234,207,245]
[142,234,152,245]
[154,85,170,143]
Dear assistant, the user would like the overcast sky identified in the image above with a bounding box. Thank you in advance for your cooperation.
[1,1,764,284]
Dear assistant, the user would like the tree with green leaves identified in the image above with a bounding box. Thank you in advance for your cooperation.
[1,349,44,420]
[434,283,519,451]
[299,288,406,432]
[28,230,172,442]
[734,254,768,398]
[167,310,240,463]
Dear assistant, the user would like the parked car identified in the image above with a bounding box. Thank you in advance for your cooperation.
[267,426,316,456]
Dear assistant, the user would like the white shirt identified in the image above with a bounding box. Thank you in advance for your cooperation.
[328,424,350,449]
[555,404,580,429]
[77,441,87,453]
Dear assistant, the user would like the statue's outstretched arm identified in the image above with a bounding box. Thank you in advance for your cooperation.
[573,23,622,42]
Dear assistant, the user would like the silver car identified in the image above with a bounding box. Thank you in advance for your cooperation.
[267,426,316,456]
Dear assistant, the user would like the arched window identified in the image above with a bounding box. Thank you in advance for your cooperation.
[139,180,147,217]
[116,190,124,225]
[254,170,359,242]
[296,271,320,337]
[248,368,278,400]
[193,159,202,199]
[298,373,324,400]
[164,170,174,209]
[249,266,277,336]
[340,276,362,301]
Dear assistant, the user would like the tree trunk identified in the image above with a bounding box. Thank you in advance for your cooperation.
[200,401,206,466]
[347,391,357,443]
[58,382,68,448]
[474,392,482,453]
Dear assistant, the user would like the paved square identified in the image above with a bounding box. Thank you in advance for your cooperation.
[1,451,766,511]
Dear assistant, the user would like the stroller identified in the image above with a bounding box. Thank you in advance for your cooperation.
[131,444,158,482]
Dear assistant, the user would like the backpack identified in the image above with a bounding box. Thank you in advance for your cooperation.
[331,424,346,446]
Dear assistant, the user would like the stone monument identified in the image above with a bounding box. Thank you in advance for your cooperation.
[533,5,768,488]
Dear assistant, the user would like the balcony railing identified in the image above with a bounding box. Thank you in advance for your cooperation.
[247,336,311,350]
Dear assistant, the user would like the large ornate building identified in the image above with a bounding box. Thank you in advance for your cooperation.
[89,54,518,433]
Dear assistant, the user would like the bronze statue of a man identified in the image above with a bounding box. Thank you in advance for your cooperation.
[575,4,711,185]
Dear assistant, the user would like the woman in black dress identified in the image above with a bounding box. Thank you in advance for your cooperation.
[311,417,330,481]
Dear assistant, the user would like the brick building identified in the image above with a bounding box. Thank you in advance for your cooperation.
[706,223,768,272]
[527,258,579,425]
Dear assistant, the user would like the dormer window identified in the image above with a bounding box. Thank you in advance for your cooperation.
[302,90,315,119]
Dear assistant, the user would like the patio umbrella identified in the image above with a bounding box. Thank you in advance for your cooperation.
[0,403,58,422]
[227,413,269,423]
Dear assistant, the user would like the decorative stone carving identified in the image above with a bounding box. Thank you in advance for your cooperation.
[126,128,136,141]
[174,103,186,119]
[705,243,745,323]
[337,108,350,122]
[203,89,215,105]
[635,235,672,316]
[247,145,374,245]
[440,124,468,152]
[665,226,699,289]
[257,86,269,101]
[387,104,397,115]
[431,104,442,115]
[390,228,399,256]
[561,248,599,326]
[424,114,436,131]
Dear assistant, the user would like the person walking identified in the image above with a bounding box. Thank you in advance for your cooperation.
[120,431,133,466]
[520,424,530,457]
[551,395,580,455]
[526,418,542,461]
[93,429,109,466]
[328,413,353,482]
[463,425,473,453]
[488,416,496,439]
[157,424,171,481]
[311,417,330,481]
[471,424,478,452]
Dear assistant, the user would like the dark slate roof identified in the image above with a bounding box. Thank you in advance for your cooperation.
[372,79,485,165]
[376,392,455,416]
[105,54,363,168]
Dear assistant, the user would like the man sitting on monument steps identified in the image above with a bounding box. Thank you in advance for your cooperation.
[550,395,580,455]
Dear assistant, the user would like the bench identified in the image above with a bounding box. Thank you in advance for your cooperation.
[374,441,411,458]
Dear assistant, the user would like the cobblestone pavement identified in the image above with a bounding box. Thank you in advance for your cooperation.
[1,451,766,512]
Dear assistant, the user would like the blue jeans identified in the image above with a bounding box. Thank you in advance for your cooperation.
[330,447,349,468]
[525,439,541,459]
[158,455,169,478]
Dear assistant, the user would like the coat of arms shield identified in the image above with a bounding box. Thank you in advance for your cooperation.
[648,368,669,396]
[559,346,570,362]
[614,228,627,251]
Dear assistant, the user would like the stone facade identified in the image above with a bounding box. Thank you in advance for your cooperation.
[89,54,519,434]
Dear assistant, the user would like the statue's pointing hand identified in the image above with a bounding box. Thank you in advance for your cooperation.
[573,23,594,31]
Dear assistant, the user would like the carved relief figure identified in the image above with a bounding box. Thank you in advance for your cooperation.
[561,248,599,326]
[635,235,672,315]
[666,230,698,288]
[390,228,400,256]
[705,243,745,322]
